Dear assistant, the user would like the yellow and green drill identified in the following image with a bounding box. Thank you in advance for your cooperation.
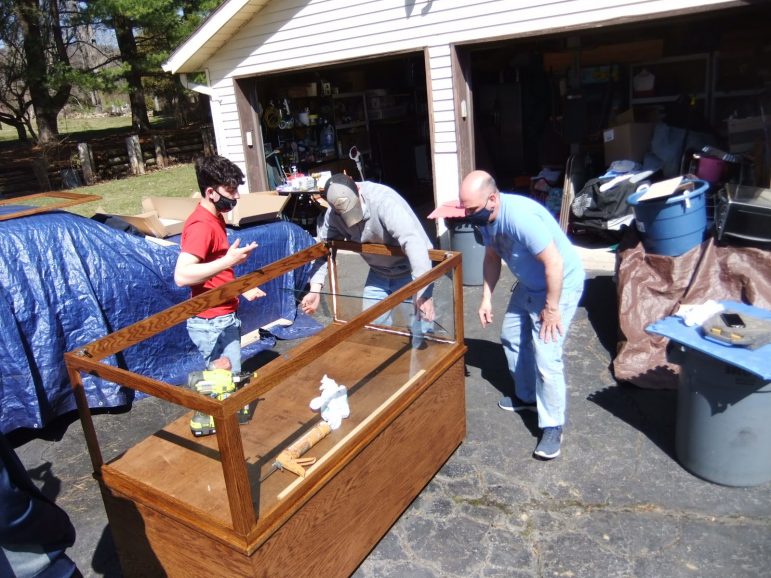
[187,358,253,437]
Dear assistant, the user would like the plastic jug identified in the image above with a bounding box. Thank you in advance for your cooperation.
[321,124,335,149]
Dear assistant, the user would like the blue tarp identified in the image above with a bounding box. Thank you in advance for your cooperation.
[0,210,319,434]
[646,301,771,380]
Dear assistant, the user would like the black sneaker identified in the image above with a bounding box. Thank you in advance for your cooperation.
[534,426,563,459]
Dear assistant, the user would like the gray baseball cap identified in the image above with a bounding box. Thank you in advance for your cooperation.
[324,174,363,227]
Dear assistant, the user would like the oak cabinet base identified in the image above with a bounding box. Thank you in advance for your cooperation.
[102,358,466,577]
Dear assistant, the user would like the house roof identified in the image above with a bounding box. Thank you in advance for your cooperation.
[162,0,269,74]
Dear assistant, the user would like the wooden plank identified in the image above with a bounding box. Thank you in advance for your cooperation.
[63,353,224,415]
[0,191,102,221]
[101,487,254,577]
[543,39,664,72]
[217,414,257,535]
[66,365,104,472]
[102,467,240,549]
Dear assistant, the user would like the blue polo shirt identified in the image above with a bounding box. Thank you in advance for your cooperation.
[479,194,584,293]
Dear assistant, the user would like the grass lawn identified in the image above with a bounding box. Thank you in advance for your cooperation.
[0,114,178,144]
[63,163,199,217]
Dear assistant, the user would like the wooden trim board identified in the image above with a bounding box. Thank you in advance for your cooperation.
[0,191,101,221]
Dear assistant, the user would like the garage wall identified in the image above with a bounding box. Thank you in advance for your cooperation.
[201,0,737,194]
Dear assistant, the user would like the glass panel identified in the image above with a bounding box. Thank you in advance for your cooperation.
[246,317,456,515]
[286,249,457,343]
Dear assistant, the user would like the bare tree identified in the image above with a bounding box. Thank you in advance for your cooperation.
[0,5,35,141]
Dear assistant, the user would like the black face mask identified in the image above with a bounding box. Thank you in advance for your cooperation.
[212,192,237,213]
[466,201,493,226]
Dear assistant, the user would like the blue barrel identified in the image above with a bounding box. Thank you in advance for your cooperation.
[627,179,708,256]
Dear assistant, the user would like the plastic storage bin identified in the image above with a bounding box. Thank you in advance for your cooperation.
[627,179,708,256]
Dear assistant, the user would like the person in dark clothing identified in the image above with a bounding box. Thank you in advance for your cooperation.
[0,433,79,578]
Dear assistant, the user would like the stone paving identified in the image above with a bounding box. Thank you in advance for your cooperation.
[354,271,771,577]
[13,261,771,577]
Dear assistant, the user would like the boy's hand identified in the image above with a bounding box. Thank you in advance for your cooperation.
[242,287,266,301]
[226,239,258,267]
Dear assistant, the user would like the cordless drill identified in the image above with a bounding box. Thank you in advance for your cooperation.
[187,359,252,437]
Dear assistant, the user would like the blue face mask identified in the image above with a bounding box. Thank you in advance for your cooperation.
[466,201,492,226]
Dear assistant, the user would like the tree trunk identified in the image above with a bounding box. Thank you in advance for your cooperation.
[12,122,28,142]
[35,109,59,143]
[0,116,29,142]
[113,15,151,133]
[15,0,72,144]
[17,126,27,141]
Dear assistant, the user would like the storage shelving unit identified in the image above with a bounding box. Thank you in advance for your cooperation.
[332,91,372,160]
[629,53,711,117]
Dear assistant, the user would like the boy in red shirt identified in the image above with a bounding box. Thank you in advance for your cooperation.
[174,155,265,373]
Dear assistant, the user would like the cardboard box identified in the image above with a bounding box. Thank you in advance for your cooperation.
[611,108,662,127]
[116,196,199,238]
[727,116,765,154]
[113,193,289,238]
[222,191,290,227]
[287,83,317,98]
[603,123,654,164]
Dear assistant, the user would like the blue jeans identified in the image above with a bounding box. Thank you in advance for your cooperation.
[362,270,433,344]
[500,283,583,429]
[186,312,242,373]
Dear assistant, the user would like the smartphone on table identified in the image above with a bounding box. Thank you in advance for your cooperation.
[720,312,745,328]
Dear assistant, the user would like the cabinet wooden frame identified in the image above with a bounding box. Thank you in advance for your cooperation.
[0,191,102,221]
[64,240,466,576]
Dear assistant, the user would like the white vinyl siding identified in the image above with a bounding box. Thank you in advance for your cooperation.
[196,0,735,195]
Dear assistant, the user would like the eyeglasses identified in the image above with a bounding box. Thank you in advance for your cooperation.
[464,199,489,216]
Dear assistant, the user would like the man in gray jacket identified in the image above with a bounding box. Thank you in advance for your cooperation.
[300,173,435,327]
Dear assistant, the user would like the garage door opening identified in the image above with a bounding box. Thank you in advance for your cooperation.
[460,3,769,219]
[238,52,433,213]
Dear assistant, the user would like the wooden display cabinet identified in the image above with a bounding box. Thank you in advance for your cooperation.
[65,240,466,577]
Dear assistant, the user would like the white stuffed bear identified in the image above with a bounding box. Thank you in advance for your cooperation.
[309,375,350,430]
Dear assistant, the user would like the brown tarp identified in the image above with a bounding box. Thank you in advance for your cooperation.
[613,228,771,389]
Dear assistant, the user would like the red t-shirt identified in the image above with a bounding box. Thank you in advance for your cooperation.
[179,203,238,318]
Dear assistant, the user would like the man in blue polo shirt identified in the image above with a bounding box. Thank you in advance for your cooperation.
[459,170,585,459]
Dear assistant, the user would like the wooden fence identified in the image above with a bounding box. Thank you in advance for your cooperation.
[0,125,216,199]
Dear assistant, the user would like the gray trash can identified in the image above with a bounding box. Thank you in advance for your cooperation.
[674,345,771,487]
[447,218,484,286]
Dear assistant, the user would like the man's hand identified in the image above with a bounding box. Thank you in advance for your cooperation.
[226,239,257,267]
[478,296,493,328]
[242,287,266,301]
[300,283,323,314]
[539,307,563,343]
[415,296,435,322]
